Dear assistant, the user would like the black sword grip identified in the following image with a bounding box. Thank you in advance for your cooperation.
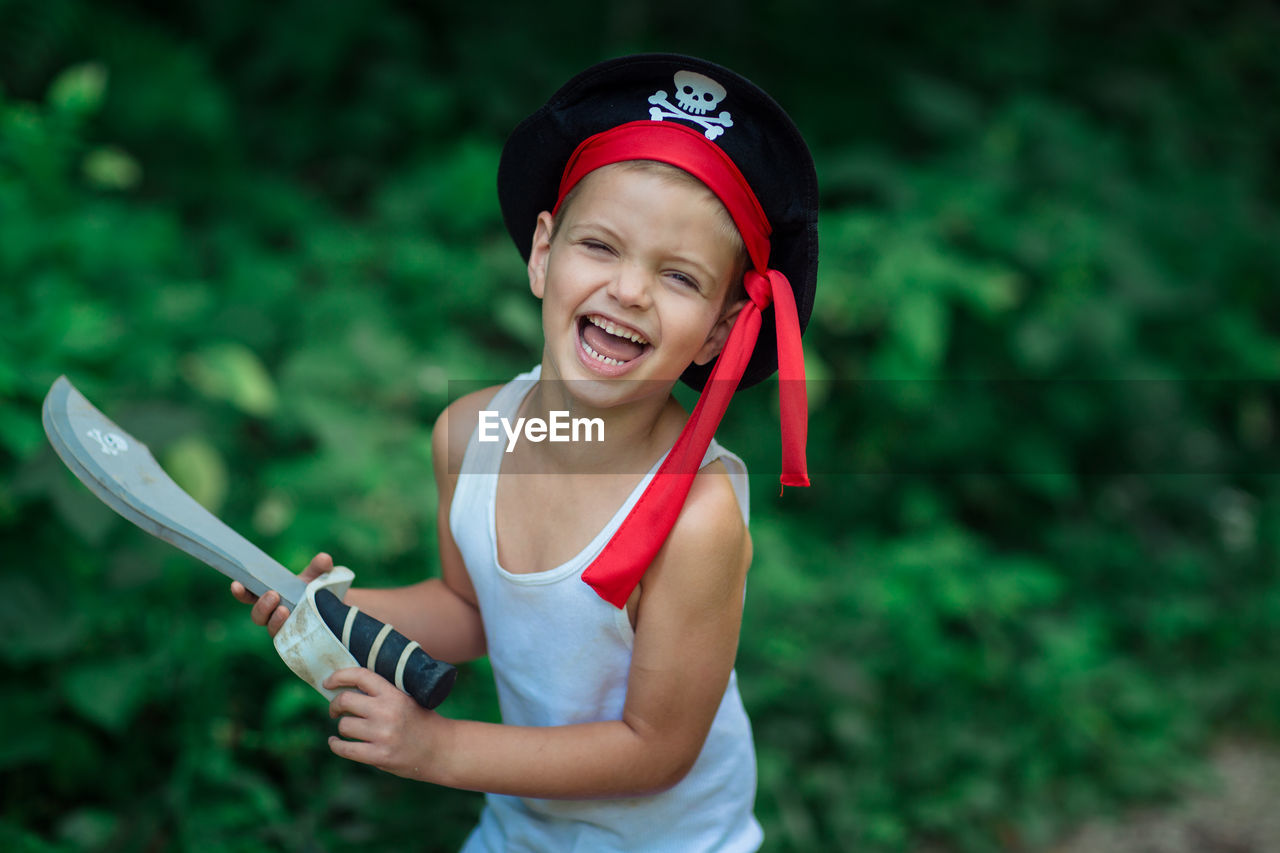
[313,588,456,710]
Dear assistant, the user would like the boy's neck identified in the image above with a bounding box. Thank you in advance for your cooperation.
[517,368,688,475]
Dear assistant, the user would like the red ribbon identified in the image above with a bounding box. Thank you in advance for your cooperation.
[554,121,809,608]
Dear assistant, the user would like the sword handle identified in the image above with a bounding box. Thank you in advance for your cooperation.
[313,589,456,710]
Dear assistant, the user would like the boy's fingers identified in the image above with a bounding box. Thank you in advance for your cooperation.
[233,583,290,635]
[329,735,375,765]
[250,590,281,626]
[303,551,334,581]
[325,667,387,697]
[333,708,375,741]
[328,680,379,719]
[325,667,366,693]
[229,580,257,604]
[266,605,291,637]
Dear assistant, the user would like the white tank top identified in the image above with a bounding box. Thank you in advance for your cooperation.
[452,366,763,853]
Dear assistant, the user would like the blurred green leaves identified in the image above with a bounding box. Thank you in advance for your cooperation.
[46,62,106,117]
[163,435,230,513]
[81,145,141,191]
[61,657,157,733]
[1,1,1278,851]
[183,343,278,418]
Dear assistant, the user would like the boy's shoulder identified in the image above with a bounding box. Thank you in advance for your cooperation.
[646,457,751,603]
[676,458,749,550]
[431,385,504,479]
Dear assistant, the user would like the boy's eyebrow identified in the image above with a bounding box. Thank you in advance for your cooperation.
[562,220,622,243]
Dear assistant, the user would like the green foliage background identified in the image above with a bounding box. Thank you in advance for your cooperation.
[2,1,1278,850]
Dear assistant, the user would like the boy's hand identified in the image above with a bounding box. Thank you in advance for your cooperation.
[325,667,444,781]
[230,551,336,638]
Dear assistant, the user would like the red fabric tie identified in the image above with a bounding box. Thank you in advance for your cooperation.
[552,121,809,608]
[747,268,810,490]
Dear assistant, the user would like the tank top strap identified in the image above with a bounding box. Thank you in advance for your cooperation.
[457,366,541,479]
[703,438,750,526]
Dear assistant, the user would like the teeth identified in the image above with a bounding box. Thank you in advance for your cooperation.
[582,339,624,366]
[587,315,649,345]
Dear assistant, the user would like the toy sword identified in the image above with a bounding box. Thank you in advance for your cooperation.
[41,376,455,709]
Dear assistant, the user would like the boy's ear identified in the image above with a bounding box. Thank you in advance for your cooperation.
[693,296,748,366]
[527,212,555,299]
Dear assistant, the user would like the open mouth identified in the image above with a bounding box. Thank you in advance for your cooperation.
[578,314,651,367]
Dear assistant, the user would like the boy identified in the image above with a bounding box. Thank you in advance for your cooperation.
[234,53,818,851]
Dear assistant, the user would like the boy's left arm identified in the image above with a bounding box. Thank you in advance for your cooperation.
[323,463,752,798]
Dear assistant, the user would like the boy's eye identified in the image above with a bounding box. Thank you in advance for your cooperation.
[667,270,701,291]
[579,239,614,254]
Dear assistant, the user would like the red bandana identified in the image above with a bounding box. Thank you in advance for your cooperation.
[557,121,810,608]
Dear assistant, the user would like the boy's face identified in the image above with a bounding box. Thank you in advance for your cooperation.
[527,163,746,400]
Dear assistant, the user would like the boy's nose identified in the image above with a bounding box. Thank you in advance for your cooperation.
[606,262,652,309]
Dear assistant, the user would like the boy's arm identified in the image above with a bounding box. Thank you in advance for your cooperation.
[326,462,752,798]
[333,394,489,663]
[233,391,495,664]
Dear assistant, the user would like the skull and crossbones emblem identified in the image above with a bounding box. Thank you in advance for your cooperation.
[648,70,734,140]
[86,428,129,456]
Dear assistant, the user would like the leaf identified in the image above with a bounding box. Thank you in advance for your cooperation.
[46,462,121,545]
[182,342,278,416]
[162,435,229,514]
[82,146,142,191]
[57,810,120,850]
[46,63,108,117]
[0,576,87,665]
[61,658,153,733]
[900,73,982,136]
[888,292,949,372]
[0,402,46,459]
[0,820,69,852]
[494,293,542,350]
[252,491,295,537]
[265,680,317,729]
[0,689,60,770]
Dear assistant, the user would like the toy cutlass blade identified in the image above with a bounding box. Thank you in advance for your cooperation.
[42,375,308,607]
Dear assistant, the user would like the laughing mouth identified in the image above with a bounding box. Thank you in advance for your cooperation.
[579,314,651,366]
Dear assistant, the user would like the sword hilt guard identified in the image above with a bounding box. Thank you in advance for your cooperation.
[272,567,455,710]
